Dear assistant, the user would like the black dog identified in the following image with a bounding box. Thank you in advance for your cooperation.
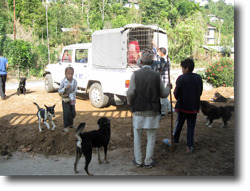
[17,77,27,96]
[33,102,56,132]
[74,117,111,175]
[200,100,234,128]
[211,92,233,102]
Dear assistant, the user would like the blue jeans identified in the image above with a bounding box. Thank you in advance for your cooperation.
[173,112,197,148]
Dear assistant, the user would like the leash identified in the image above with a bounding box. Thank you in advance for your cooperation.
[167,55,174,154]
[53,98,62,106]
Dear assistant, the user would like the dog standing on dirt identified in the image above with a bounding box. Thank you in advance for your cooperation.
[200,100,234,128]
[74,117,111,175]
[17,77,27,96]
[33,102,56,132]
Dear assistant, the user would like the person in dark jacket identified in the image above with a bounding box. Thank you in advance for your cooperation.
[127,48,172,168]
[163,58,203,154]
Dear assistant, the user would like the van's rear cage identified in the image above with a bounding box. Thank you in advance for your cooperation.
[91,24,166,69]
[127,27,156,66]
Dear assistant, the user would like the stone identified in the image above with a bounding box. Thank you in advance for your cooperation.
[110,146,116,150]
[163,160,168,164]
[209,148,216,153]
[19,145,25,150]
[22,148,27,153]
[1,150,8,156]
[26,145,33,152]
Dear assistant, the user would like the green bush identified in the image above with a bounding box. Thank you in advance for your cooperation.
[3,38,50,78]
[204,57,234,87]
[196,69,207,83]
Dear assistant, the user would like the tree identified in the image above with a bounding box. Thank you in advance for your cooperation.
[99,0,107,21]
[138,0,172,25]
[200,0,234,37]
[0,17,7,53]
[1,0,234,74]
[176,0,200,17]
[168,12,206,63]
[3,39,34,78]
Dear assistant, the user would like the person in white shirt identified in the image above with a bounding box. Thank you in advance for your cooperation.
[58,67,78,132]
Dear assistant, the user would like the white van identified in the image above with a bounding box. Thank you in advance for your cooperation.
[43,24,168,108]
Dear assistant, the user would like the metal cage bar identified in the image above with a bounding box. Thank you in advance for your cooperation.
[127,27,155,65]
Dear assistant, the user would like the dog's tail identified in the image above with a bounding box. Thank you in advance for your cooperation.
[75,122,86,148]
[33,102,40,111]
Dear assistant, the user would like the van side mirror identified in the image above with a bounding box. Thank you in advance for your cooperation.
[58,58,61,62]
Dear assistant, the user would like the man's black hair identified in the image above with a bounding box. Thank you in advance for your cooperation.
[159,47,166,55]
[180,58,194,72]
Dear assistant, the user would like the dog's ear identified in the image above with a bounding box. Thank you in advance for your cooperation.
[53,105,56,108]
[44,104,48,108]
[97,118,110,128]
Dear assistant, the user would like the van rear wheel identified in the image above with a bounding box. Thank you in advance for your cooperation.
[89,83,109,108]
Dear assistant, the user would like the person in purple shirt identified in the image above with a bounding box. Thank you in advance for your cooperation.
[0,52,9,100]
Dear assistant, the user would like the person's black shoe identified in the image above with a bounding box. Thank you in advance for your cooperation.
[145,161,155,169]
[133,159,143,167]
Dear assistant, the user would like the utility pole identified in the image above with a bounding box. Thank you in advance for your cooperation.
[46,5,50,64]
[82,0,84,14]
[13,0,16,40]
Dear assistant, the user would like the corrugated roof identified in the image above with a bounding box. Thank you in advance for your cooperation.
[202,46,234,53]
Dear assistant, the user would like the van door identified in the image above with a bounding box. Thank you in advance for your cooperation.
[72,49,89,88]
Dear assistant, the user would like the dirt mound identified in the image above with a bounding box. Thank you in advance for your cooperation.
[0,86,234,175]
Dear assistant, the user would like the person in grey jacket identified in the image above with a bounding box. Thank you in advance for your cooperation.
[126,48,172,168]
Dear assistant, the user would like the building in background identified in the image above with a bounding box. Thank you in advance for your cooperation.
[124,0,139,10]
[206,23,217,45]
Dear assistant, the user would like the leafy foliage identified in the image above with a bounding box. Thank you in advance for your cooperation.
[3,39,33,70]
[201,57,234,87]
[0,0,234,84]
[3,38,48,78]
[168,12,206,63]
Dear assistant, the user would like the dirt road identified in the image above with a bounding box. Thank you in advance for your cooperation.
[0,84,235,176]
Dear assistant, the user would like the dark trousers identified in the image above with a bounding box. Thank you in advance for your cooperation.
[0,74,7,99]
[173,112,197,148]
[62,101,76,128]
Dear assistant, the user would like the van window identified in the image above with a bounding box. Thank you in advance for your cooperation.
[62,49,72,62]
[76,49,88,63]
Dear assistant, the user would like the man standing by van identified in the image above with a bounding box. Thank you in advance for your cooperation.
[0,52,9,100]
[126,48,172,168]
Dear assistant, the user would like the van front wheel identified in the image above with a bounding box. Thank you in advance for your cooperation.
[45,74,54,93]
[89,83,109,108]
